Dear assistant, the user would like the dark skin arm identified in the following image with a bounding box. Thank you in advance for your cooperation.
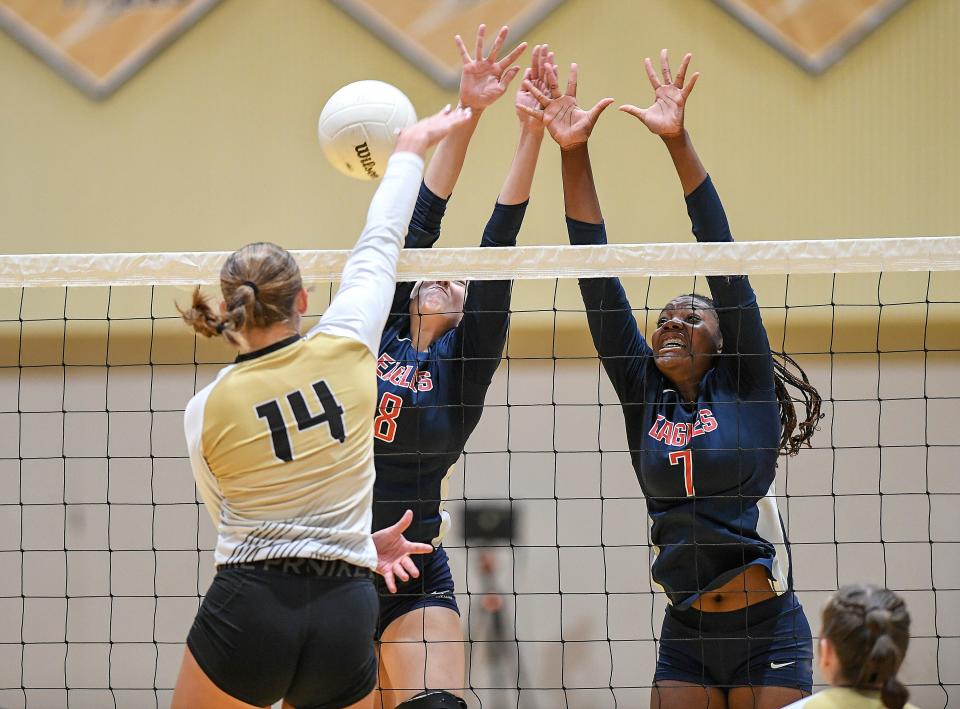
[620,50,705,196]
[560,145,603,223]
[518,58,613,222]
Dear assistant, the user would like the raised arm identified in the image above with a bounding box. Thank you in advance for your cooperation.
[426,24,526,199]
[458,46,547,391]
[622,50,773,390]
[519,58,651,402]
[314,107,473,355]
[389,25,527,317]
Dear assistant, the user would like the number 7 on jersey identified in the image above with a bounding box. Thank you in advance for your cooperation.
[669,449,695,497]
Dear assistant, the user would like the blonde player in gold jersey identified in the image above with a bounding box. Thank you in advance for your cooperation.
[170,106,473,709]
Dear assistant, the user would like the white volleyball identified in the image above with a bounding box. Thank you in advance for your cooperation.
[317,80,418,181]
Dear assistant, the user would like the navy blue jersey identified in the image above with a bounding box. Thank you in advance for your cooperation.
[568,175,790,609]
[373,183,525,543]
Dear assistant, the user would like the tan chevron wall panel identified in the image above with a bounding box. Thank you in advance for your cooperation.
[0,0,219,99]
[714,0,909,73]
[329,0,566,88]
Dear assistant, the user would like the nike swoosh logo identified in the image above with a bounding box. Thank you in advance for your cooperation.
[770,661,795,669]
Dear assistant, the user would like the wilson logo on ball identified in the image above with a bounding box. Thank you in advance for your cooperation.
[354,142,378,179]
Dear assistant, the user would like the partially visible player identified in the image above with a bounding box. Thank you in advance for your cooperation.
[520,50,823,709]
[784,585,916,709]
[372,26,543,709]
[170,105,472,709]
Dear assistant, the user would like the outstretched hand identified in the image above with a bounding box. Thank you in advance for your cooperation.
[514,44,553,132]
[516,59,614,151]
[372,509,433,594]
[455,24,527,111]
[620,49,699,138]
[394,104,474,157]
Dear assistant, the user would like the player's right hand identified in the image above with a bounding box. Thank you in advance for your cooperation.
[372,509,433,594]
[394,105,474,157]
[516,60,614,151]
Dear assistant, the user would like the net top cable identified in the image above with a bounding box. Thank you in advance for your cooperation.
[4,236,960,287]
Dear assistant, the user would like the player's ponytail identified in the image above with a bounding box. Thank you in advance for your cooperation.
[772,351,823,456]
[178,286,222,339]
[178,242,302,346]
[822,585,911,709]
[682,293,823,455]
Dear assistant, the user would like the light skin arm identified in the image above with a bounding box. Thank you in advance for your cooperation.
[373,509,433,594]
[424,24,526,198]
[620,49,705,195]
[498,44,550,204]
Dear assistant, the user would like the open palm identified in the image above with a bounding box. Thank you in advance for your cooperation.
[372,510,432,594]
[620,49,699,138]
[517,61,613,151]
[455,24,526,111]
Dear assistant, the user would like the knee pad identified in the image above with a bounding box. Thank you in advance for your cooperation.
[397,690,467,708]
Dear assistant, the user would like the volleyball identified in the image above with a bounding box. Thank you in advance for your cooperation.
[317,80,418,181]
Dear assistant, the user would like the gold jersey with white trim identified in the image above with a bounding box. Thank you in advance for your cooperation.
[183,152,425,572]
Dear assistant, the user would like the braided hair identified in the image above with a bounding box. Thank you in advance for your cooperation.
[822,585,911,709]
[681,293,823,456]
[178,242,302,347]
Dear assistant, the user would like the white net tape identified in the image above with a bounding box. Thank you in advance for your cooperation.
[4,236,960,288]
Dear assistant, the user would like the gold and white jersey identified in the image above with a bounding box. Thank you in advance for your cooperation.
[184,152,424,570]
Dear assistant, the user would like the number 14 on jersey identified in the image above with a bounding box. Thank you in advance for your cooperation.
[255,380,345,462]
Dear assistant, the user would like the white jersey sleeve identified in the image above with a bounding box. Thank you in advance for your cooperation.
[183,371,230,529]
[312,151,424,354]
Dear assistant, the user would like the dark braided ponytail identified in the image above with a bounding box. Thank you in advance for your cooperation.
[772,350,823,456]
[178,242,302,347]
[822,585,911,709]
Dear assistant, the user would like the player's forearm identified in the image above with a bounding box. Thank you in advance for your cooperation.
[405,182,449,249]
[321,153,424,354]
[498,127,543,205]
[350,153,424,271]
[423,109,482,199]
[560,144,603,224]
[661,130,707,197]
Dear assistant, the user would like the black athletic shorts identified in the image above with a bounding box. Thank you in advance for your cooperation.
[654,591,813,693]
[375,544,459,639]
[187,558,378,709]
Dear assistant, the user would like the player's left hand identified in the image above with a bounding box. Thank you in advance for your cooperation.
[619,49,699,139]
[455,24,527,111]
[372,509,433,594]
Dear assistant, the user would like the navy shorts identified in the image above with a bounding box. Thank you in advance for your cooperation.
[375,544,460,638]
[187,558,378,709]
[655,591,813,693]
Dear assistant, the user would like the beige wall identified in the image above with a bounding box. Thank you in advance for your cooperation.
[0,0,958,257]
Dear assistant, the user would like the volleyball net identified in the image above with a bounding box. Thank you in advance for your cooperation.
[1,238,958,709]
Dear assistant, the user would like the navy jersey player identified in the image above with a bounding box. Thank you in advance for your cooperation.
[372,27,546,709]
[170,108,471,709]
[520,51,823,709]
